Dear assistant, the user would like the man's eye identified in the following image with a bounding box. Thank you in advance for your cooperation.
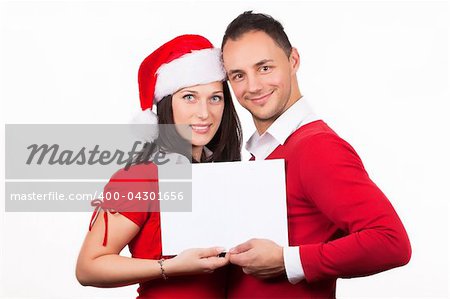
[260,65,271,72]
[233,74,244,81]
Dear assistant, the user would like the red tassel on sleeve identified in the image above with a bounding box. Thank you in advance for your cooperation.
[89,199,117,246]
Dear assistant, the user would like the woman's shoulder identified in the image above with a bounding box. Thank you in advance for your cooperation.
[110,162,159,181]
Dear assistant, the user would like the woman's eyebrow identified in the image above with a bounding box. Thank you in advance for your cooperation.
[179,89,199,94]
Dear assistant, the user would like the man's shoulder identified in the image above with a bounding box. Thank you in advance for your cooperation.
[286,120,338,144]
[283,120,360,164]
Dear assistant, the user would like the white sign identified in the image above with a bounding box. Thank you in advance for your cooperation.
[160,159,288,255]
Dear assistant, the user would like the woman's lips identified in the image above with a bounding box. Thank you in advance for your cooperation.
[190,124,212,134]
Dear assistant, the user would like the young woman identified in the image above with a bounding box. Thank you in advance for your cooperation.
[76,34,242,298]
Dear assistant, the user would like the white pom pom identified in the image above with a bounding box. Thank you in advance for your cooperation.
[130,109,159,142]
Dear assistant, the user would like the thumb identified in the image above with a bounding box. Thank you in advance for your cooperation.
[229,240,253,254]
[198,247,226,258]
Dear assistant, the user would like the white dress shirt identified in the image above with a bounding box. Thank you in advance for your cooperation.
[245,96,320,284]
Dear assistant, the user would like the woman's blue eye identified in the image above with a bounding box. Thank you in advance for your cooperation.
[211,95,223,103]
[183,94,195,101]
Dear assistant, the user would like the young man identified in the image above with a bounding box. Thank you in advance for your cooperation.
[221,11,411,298]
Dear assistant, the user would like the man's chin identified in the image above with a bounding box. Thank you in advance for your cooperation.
[252,112,278,125]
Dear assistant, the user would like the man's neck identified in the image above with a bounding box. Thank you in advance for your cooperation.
[254,119,273,136]
[254,92,302,135]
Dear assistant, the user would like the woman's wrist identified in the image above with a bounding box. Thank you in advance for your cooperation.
[157,259,168,280]
[159,257,177,277]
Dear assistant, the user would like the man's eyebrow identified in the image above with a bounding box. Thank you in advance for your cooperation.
[227,69,242,76]
[255,59,274,67]
[227,59,275,75]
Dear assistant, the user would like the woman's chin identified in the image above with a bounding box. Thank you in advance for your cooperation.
[191,140,211,148]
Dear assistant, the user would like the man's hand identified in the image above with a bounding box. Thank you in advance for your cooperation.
[229,238,285,279]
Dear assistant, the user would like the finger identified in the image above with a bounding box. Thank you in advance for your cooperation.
[229,250,252,267]
[216,252,231,263]
[229,239,254,254]
[198,247,226,258]
[223,252,231,260]
[241,268,270,279]
[224,252,231,264]
[242,267,252,275]
[203,256,230,269]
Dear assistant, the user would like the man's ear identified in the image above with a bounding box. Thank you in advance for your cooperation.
[289,47,300,73]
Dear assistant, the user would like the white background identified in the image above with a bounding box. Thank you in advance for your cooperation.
[0,1,449,298]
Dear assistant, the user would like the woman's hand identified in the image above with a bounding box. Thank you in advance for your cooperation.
[163,247,230,276]
[77,210,229,287]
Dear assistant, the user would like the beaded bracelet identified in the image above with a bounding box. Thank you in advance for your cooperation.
[157,258,168,280]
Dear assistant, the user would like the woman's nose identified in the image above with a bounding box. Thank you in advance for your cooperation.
[196,100,209,119]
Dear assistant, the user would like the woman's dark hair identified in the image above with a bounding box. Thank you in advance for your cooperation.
[221,11,292,58]
[154,81,242,163]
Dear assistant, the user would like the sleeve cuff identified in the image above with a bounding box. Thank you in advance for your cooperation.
[283,246,305,284]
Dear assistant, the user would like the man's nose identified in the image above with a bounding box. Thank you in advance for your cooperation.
[247,74,263,94]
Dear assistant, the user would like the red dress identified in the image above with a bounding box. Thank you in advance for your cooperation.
[89,163,227,299]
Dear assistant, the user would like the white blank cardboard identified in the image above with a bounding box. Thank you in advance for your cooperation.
[160,159,288,255]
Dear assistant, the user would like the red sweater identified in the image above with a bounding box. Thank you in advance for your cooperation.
[227,120,411,298]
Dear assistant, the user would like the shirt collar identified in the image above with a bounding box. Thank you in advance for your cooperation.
[204,146,213,158]
[245,96,320,160]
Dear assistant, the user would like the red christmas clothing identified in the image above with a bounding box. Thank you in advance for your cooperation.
[90,163,227,299]
[228,120,411,298]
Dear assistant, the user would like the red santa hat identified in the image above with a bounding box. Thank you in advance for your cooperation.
[133,34,226,141]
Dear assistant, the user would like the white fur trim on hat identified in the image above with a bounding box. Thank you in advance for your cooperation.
[130,108,159,142]
[154,48,226,102]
